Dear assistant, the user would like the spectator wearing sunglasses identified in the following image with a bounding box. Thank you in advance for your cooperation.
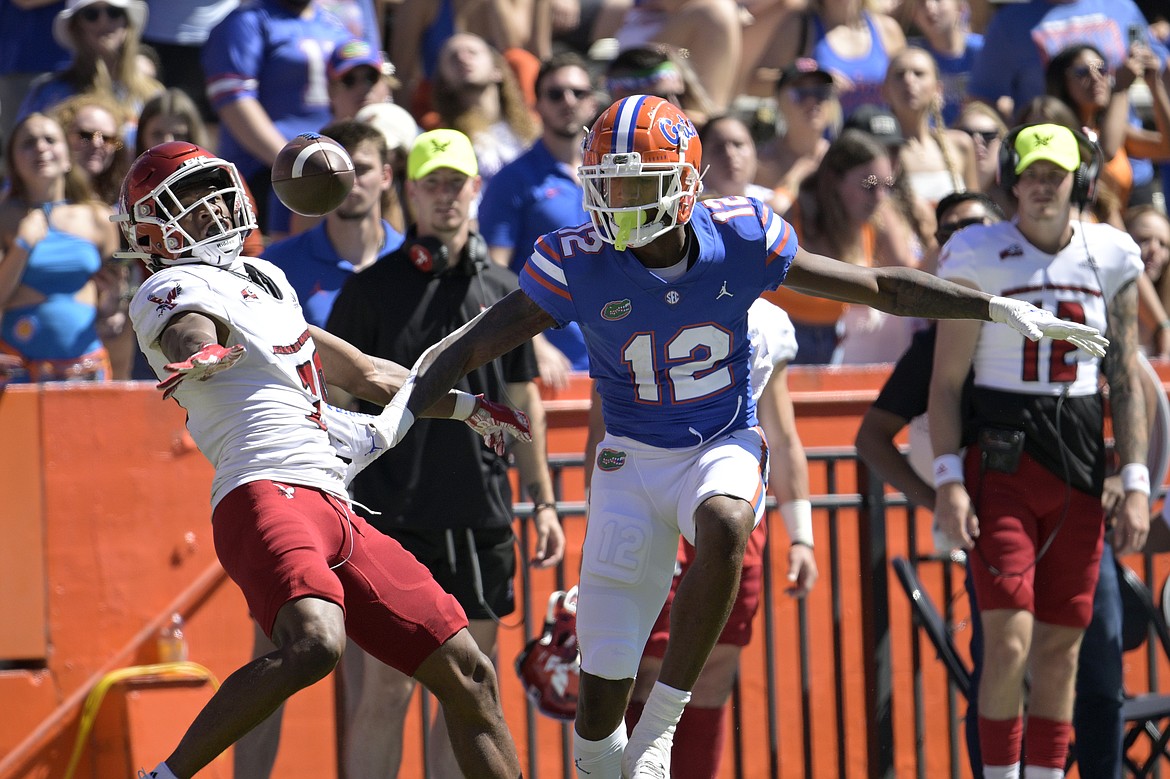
[1046,42,1170,219]
[756,58,837,218]
[953,100,1008,199]
[327,39,400,122]
[17,0,161,126]
[479,51,599,386]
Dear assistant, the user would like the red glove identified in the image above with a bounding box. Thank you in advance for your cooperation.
[158,343,246,400]
[465,394,532,455]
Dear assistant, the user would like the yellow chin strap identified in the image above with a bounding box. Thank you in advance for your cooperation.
[613,210,648,251]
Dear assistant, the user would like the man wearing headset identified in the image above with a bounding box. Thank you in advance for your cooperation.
[930,123,1149,779]
[326,128,566,778]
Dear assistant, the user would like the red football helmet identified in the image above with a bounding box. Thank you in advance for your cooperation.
[515,586,580,721]
[115,141,256,270]
[580,95,703,250]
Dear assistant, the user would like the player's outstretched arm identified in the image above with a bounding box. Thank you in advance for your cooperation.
[156,311,243,399]
[784,248,1108,354]
[378,291,555,442]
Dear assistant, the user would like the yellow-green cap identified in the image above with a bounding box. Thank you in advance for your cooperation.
[407,129,478,180]
[1013,123,1080,174]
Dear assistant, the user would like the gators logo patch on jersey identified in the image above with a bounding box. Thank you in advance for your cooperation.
[601,299,632,321]
[597,448,627,471]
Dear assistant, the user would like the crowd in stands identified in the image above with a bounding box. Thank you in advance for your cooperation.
[1,0,1168,383]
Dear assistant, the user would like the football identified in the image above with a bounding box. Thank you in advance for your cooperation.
[271,133,355,216]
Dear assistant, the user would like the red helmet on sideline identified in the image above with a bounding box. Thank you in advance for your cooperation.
[515,586,580,721]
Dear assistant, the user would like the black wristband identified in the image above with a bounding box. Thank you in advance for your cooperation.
[533,502,558,514]
[790,540,814,551]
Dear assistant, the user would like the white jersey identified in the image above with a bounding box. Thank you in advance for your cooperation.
[747,299,798,402]
[129,258,346,508]
[938,219,1142,397]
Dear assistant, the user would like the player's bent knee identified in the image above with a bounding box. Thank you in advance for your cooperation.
[283,632,345,683]
[417,631,505,717]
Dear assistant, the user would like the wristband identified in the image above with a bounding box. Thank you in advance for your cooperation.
[933,454,965,486]
[450,390,477,421]
[532,501,558,515]
[1158,320,1170,331]
[1121,462,1151,496]
[14,237,33,253]
[780,499,813,548]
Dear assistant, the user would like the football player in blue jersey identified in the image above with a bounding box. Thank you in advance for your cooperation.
[371,95,1109,779]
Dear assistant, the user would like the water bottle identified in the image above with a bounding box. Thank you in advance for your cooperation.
[157,612,189,663]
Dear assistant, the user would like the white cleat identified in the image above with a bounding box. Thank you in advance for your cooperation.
[622,738,671,778]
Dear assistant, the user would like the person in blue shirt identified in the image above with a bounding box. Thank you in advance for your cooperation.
[907,0,984,126]
[201,0,351,237]
[479,51,599,381]
[263,120,404,330]
[372,95,1107,779]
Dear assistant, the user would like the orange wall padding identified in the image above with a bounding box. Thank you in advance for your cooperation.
[1,368,1168,779]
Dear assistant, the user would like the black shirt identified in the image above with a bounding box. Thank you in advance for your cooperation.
[326,245,538,531]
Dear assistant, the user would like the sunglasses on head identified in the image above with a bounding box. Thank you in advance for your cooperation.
[79,4,128,22]
[958,128,1000,145]
[788,84,834,102]
[542,86,593,103]
[73,128,121,148]
[340,69,379,88]
[936,216,987,243]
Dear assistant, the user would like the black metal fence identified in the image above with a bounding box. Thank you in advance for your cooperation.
[496,448,1169,779]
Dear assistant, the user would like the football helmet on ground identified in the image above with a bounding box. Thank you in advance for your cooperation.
[580,95,703,250]
[114,142,256,270]
[515,586,580,721]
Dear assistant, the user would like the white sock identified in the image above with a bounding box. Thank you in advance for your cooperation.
[629,681,691,747]
[573,722,626,778]
[1023,767,1063,779]
[983,765,1020,779]
[149,763,179,779]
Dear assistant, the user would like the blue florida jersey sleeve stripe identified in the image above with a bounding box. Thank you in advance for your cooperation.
[519,198,799,448]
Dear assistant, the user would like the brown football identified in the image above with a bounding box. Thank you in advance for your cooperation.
[271,133,355,216]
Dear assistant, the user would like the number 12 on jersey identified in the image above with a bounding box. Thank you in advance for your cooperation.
[1022,300,1086,383]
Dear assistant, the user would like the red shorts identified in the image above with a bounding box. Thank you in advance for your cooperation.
[643,521,768,658]
[964,449,1103,628]
[212,480,467,676]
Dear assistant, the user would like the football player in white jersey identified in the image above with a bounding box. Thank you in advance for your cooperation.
[373,97,1107,779]
[119,142,531,779]
[929,123,1149,779]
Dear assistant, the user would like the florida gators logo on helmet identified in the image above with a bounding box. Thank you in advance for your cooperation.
[580,95,703,251]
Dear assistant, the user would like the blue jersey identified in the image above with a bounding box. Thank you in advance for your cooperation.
[203,0,350,181]
[520,197,798,448]
[264,219,404,328]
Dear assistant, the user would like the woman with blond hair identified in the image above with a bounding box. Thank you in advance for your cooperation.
[0,113,124,382]
[18,0,161,124]
[884,46,978,205]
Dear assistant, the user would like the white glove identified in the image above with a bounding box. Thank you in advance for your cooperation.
[989,296,1109,358]
[321,404,384,485]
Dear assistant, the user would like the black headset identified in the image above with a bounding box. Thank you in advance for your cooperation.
[405,231,488,276]
[998,123,1103,208]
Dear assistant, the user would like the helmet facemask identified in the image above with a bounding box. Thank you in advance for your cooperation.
[117,156,257,270]
[580,151,702,251]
